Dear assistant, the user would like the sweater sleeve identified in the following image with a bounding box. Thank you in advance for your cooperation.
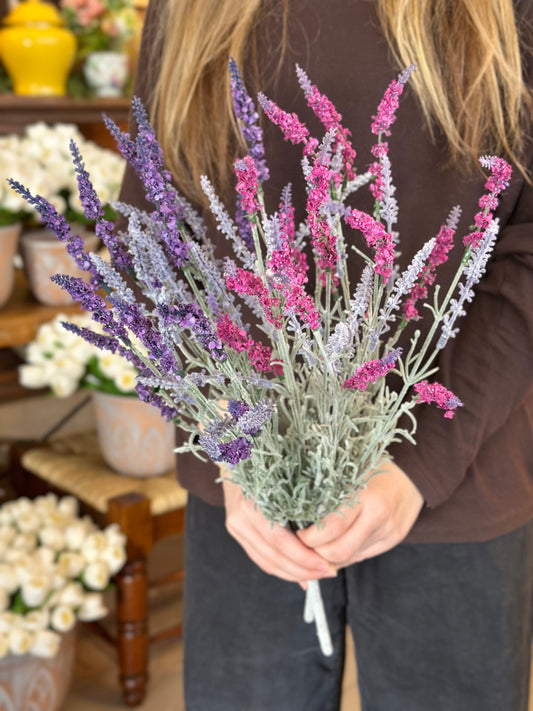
[391,165,533,508]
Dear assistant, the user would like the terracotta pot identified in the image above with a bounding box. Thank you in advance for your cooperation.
[0,627,76,711]
[20,228,98,306]
[92,391,176,477]
[0,222,21,308]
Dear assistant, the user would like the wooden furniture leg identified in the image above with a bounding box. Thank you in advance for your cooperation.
[116,557,149,706]
[108,493,154,707]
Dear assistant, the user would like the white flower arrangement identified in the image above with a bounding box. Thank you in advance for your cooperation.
[19,312,139,398]
[0,494,126,658]
[0,123,125,227]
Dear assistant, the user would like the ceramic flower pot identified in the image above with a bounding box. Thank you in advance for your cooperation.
[0,222,21,308]
[20,228,98,306]
[83,51,129,98]
[0,627,76,711]
[92,391,176,477]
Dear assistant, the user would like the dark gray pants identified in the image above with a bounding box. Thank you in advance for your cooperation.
[183,496,533,711]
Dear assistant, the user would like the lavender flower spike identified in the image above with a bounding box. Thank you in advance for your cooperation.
[229,57,269,183]
[438,218,499,349]
[235,401,276,436]
[69,139,103,221]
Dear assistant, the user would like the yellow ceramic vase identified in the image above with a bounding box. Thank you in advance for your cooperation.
[0,0,76,96]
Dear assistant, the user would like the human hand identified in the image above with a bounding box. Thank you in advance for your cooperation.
[223,478,337,583]
[297,461,424,568]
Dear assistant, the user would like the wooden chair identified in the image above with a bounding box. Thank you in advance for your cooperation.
[9,431,187,707]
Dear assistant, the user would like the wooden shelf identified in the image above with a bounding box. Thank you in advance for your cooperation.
[0,94,131,150]
[0,270,81,349]
[0,95,131,133]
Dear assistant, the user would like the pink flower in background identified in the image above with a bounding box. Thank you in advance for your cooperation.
[225,268,282,328]
[414,380,463,418]
[296,65,356,181]
[343,349,402,391]
[235,156,260,216]
[403,217,457,320]
[344,208,394,280]
[465,156,512,248]
[371,65,415,136]
[215,315,278,374]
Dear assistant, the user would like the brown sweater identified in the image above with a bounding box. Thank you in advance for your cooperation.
[119,0,533,543]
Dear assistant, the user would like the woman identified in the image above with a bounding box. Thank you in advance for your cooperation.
[120,1,533,709]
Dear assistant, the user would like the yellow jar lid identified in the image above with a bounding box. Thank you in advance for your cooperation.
[2,0,65,27]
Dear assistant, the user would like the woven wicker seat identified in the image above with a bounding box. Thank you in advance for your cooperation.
[10,431,187,708]
[21,431,187,515]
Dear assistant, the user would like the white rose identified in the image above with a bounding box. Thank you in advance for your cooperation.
[24,342,52,365]
[57,581,85,608]
[0,525,16,545]
[18,363,50,389]
[57,496,79,519]
[50,605,76,633]
[10,498,33,518]
[22,609,50,632]
[11,555,35,586]
[0,612,17,634]
[45,510,72,529]
[96,352,129,379]
[0,564,19,595]
[51,354,85,382]
[101,544,127,576]
[16,512,42,534]
[104,524,127,548]
[77,593,108,622]
[64,520,92,551]
[30,629,61,659]
[34,321,57,345]
[68,339,94,365]
[34,547,55,568]
[57,552,85,579]
[0,589,8,613]
[48,371,80,398]
[0,508,14,526]
[12,533,38,552]
[9,627,34,655]
[52,572,68,592]
[114,369,138,393]
[0,634,9,659]
[21,573,53,608]
[81,532,108,562]
[4,548,30,564]
[38,527,65,552]
[83,561,110,591]
[33,494,59,516]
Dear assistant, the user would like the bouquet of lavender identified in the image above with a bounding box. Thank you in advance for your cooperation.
[8,61,510,655]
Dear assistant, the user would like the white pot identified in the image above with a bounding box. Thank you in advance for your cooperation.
[0,222,21,308]
[20,228,98,306]
[83,51,129,98]
[0,628,76,711]
[92,391,176,477]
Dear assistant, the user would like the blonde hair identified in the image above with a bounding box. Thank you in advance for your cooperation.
[150,0,532,204]
[150,0,285,205]
[376,0,532,178]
